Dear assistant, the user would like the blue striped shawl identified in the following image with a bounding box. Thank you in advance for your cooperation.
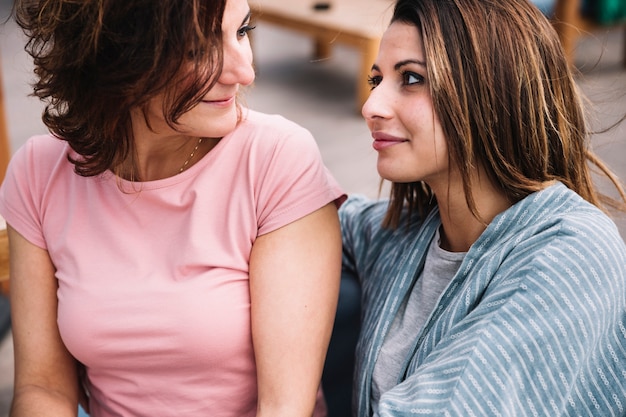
[340,182,626,416]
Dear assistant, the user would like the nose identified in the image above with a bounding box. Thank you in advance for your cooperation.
[219,39,255,86]
[361,84,392,121]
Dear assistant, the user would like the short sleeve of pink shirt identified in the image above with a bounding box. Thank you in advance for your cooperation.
[0,109,344,417]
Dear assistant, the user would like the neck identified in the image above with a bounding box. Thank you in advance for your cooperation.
[434,173,512,253]
[120,136,219,182]
[179,137,204,173]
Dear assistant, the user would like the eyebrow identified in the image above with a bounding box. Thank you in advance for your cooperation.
[371,59,426,72]
[395,59,426,70]
[242,10,252,25]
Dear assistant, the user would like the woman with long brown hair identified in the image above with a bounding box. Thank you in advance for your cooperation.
[340,0,626,415]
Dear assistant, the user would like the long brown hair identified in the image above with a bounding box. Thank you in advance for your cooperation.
[383,0,626,228]
[13,0,227,177]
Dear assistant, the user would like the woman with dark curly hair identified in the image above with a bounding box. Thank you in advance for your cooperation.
[0,0,344,415]
[338,0,626,415]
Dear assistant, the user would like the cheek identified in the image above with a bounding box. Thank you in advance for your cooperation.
[406,100,445,149]
[432,122,448,164]
[406,111,449,168]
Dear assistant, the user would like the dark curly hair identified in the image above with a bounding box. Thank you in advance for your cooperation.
[13,0,227,177]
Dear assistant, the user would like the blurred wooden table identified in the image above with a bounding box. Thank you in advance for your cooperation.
[251,0,394,111]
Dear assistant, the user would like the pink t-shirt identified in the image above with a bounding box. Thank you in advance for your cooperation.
[0,109,344,417]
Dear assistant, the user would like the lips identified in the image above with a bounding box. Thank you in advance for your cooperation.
[371,131,408,151]
[202,95,235,104]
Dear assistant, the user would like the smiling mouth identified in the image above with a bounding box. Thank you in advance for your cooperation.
[201,96,235,106]
[372,139,407,151]
[205,96,232,102]
[371,132,408,151]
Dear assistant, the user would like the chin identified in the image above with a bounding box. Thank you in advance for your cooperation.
[377,168,422,184]
[377,161,408,183]
[199,110,239,138]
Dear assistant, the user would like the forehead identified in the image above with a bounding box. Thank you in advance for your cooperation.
[378,21,426,63]
[224,0,249,21]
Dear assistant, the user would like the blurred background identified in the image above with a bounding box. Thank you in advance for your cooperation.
[0,0,625,415]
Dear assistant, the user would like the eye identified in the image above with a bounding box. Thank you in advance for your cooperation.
[237,24,256,38]
[402,71,424,86]
[367,75,382,90]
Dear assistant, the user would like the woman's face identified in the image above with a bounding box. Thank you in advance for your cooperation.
[362,21,450,189]
[136,0,255,140]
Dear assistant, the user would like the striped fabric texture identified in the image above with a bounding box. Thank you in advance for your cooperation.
[340,182,626,416]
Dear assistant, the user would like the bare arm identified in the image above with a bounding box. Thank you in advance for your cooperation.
[250,203,342,417]
[8,225,81,417]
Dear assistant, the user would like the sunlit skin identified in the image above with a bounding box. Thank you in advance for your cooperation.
[130,0,255,180]
[363,22,511,252]
[362,22,451,190]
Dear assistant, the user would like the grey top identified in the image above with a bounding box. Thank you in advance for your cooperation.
[371,227,465,413]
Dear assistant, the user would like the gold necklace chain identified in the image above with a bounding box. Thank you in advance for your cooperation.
[179,137,203,173]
